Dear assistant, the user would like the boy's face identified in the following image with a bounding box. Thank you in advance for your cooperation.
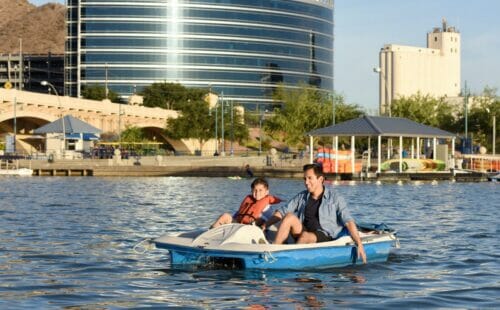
[252,183,269,201]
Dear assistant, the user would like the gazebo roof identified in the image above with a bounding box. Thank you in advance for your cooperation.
[34,115,101,134]
[307,116,456,138]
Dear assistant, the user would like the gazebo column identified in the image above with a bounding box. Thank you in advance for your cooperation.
[334,136,339,174]
[411,139,414,159]
[399,136,403,172]
[452,137,456,169]
[351,136,355,174]
[309,135,314,164]
[377,135,382,173]
[416,137,420,159]
[433,137,437,160]
[367,136,371,171]
[387,138,392,159]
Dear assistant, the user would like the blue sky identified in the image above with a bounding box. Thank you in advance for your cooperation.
[30,0,500,112]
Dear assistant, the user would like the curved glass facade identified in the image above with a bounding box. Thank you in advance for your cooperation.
[65,0,334,108]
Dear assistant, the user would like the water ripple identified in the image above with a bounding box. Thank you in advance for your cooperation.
[0,177,498,308]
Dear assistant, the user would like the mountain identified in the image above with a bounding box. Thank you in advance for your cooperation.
[0,0,65,54]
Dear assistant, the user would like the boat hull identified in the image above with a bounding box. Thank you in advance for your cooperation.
[158,240,395,270]
[153,224,398,270]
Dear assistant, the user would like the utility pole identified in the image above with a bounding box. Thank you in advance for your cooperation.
[464,81,469,144]
[19,38,23,91]
[105,62,109,99]
[13,65,18,153]
[215,99,218,155]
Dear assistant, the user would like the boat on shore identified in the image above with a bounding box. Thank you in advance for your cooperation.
[488,173,500,182]
[381,158,446,172]
[0,158,33,176]
[0,167,33,176]
[153,223,399,270]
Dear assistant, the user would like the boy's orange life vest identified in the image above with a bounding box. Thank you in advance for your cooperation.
[234,194,282,224]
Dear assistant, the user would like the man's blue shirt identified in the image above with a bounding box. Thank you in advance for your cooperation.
[276,185,354,239]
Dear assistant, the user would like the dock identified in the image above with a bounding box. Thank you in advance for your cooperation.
[17,156,492,182]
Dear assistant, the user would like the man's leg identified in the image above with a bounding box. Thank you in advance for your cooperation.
[296,231,318,244]
[274,213,303,244]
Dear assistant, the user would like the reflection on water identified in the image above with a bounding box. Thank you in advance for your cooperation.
[0,177,499,308]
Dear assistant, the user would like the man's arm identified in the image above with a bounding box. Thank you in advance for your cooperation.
[345,221,367,264]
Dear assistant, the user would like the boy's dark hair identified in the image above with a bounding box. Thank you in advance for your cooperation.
[303,163,324,178]
[251,177,269,189]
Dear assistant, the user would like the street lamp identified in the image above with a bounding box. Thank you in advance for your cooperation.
[373,67,391,117]
[13,65,18,153]
[41,80,65,156]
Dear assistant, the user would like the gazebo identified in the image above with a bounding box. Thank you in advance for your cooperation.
[306,116,457,173]
[34,115,101,156]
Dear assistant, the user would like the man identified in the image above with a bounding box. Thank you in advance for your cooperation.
[262,163,367,263]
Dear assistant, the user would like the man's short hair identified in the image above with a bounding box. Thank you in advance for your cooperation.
[303,163,324,178]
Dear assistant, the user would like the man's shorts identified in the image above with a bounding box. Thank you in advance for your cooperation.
[313,230,333,243]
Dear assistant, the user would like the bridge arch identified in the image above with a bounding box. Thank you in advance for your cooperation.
[132,123,192,154]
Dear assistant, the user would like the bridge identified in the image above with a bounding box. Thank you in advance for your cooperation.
[0,88,205,154]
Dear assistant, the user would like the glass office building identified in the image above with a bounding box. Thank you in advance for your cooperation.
[65,0,334,108]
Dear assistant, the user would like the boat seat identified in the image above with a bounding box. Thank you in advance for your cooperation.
[192,224,268,246]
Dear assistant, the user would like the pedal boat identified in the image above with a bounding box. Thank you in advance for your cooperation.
[153,223,399,270]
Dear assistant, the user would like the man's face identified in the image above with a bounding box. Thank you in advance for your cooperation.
[303,168,323,194]
[252,183,269,201]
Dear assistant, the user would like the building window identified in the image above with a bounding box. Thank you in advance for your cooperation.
[434,37,437,42]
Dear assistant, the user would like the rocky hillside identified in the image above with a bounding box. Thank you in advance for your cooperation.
[0,0,65,54]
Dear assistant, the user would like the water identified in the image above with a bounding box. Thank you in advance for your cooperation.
[0,177,499,309]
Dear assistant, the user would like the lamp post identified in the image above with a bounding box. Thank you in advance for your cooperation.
[486,107,496,156]
[373,67,391,117]
[208,98,219,155]
[221,92,225,156]
[41,81,65,156]
[118,102,123,146]
[230,100,234,156]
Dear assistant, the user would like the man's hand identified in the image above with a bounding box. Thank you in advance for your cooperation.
[346,221,367,264]
[357,242,367,264]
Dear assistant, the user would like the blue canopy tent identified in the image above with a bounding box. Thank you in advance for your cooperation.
[34,115,101,136]
[34,115,101,155]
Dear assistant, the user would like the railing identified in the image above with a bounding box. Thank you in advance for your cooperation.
[460,154,500,172]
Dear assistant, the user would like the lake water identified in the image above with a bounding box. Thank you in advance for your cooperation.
[0,177,499,309]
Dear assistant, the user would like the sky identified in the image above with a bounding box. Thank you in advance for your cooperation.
[30,0,500,112]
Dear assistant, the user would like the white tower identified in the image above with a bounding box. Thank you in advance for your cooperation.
[377,19,461,116]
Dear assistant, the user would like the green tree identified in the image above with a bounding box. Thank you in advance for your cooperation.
[81,84,121,103]
[264,83,363,147]
[164,99,214,151]
[216,104,249,145]
[391,92,459,131]
[458,87,499,151]
[142,82,207,110]
[120,125,146,142]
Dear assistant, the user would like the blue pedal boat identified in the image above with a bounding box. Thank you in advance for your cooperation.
[153,223,399,270]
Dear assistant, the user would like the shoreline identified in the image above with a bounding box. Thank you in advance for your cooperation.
[16,156,491,182]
